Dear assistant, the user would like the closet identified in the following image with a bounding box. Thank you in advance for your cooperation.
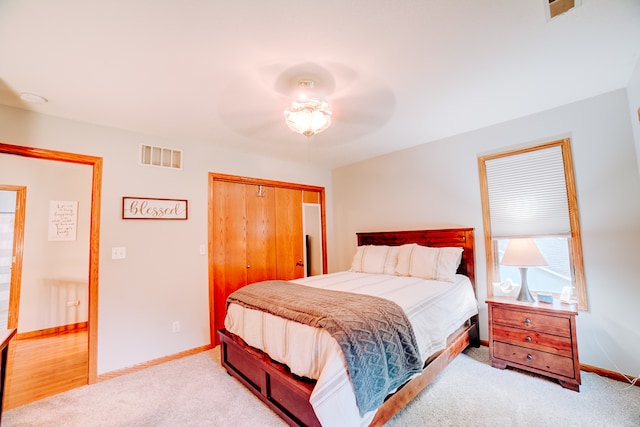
[209,173,326,344]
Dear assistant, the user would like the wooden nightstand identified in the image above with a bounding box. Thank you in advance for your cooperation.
[487,297,581,391]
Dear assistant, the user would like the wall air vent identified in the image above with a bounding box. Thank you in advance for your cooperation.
[547,0,580,20]
[140,144,183,170]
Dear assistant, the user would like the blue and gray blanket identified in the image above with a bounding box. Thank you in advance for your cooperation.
[227,280,423,415]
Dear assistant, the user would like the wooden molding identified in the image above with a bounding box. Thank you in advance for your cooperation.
[16,322,88,340]
[0,184,26,331]
[580,363,640,388]
[477,138,588,311]
[96,344,213,381]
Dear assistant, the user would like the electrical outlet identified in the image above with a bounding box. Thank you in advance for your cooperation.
[172,321,180,333]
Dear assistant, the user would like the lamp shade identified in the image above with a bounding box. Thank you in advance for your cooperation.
[284,98,332,137]
[500,238,547,267]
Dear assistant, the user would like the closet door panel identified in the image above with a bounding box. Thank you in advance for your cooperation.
[275,187,304,280]
[211,180,247,334]
[246,185,277,284]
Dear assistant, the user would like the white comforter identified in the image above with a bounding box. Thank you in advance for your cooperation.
[224,271,478,426]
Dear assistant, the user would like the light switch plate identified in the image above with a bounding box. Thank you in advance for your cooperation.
[112,247,126,259]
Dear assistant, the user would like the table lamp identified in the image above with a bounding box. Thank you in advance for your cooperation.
[500,238,548,302]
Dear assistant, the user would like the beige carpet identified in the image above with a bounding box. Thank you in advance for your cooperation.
[4,346,639,426]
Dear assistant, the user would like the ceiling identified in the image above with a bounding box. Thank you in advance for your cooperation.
[0,1,639,169]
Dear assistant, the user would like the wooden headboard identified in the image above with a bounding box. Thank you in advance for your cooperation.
[356,228,475,289]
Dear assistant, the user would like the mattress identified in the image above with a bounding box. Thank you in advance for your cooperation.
[224,271,479,426]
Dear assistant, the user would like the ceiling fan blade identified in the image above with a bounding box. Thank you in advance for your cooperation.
[216,77,288,137]
[331,88,396,125]
[220,110,283,137]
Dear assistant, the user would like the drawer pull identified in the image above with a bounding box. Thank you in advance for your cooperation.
[525,336,532,342]
[526,354,533,361]
[524,318,531,326]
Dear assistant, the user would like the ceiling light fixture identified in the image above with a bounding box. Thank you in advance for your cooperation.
[284,98,332,137]
[19,92,48,104]
[284,79,332,137]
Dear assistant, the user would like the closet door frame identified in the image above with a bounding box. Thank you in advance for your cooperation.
[207,172,327,345]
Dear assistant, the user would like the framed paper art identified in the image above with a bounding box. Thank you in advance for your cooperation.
[48,200,78,241]
[122,197,188,220]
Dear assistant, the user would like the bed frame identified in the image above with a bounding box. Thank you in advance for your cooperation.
[219,227,479,426]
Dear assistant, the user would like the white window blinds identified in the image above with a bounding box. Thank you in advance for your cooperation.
[485,145,570,237]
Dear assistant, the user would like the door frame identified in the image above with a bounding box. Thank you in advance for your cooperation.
[0,142,102,384]
[208,172,327,346]
[0,185,26,330]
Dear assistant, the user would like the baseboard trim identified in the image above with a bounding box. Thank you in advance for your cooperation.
[580,363,640,387]
[97,341,639,387]
[97,344,214,382]
[478,341,638,387]
[16,322,88,340]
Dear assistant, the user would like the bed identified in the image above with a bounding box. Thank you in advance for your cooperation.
[218,227,479,426]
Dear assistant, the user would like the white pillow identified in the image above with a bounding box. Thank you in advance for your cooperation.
[395,244,463,282]
[395,244,418,276]
[349,245,400,275]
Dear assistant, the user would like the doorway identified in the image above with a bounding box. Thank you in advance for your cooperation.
[0,142,102,407]
[303,200,324,277]
[0,191,13,330]
[0,188,25,332]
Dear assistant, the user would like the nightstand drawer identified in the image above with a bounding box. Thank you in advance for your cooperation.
[493,341,576,379]
[492,324,573,358]
[493,306,570,337]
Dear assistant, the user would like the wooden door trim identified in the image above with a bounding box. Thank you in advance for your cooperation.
[209,172,325,193]
[0,185,26,330]
[0,142,102,384]
[208,173,328,346]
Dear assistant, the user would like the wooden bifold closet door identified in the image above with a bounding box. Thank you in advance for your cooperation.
[210,176,312,344]
[273,187,304,281]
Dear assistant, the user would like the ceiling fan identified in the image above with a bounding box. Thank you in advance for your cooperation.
[217,61,395,144]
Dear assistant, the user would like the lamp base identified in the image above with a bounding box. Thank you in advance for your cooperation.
[516,267,536,302]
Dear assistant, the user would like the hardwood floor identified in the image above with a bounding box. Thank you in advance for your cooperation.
[3,330,88,410]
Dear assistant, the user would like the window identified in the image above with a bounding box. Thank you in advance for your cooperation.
[478,138,587,309]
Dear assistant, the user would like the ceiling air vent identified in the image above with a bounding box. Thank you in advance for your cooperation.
[547,0,579,19]
[140,144,183,170]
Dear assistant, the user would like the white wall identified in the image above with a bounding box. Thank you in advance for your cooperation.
[627,57,640,176]
[332,89,640,377]
[0,105,333,374]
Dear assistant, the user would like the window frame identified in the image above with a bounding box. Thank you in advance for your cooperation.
[478,138,588,310]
